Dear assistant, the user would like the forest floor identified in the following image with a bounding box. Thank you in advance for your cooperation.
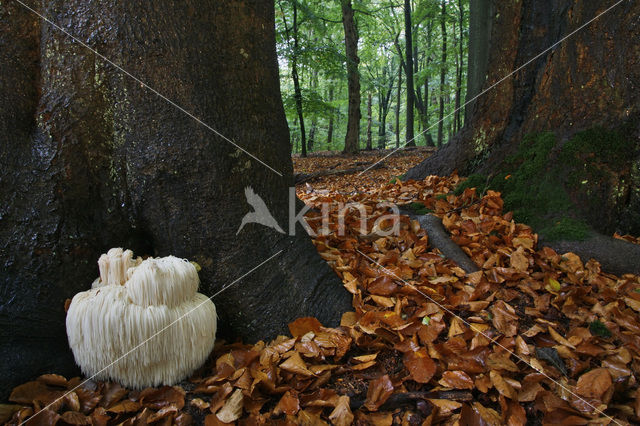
[5,149,640,425]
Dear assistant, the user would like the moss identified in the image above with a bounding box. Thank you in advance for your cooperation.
[405,202,432,215]
[589,320,612,338]
[539,217,591,241]
[453,174,487,196]
[459,133,592,241]
[560,126,635,167]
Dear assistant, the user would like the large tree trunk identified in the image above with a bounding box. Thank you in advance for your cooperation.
[341,0,361,154]
[404,0,640,250]
[464,0,493,123]
[0,0,350,399]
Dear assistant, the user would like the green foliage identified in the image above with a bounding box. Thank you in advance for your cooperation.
[589,320,612,338]
[276,0,469,153]
[405,201,431,215]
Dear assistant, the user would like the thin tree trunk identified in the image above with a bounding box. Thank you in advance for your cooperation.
[395,61,402,148]
[327,85,335,149]
[377,64,395,149]
[341,0,361,154]
[307,68,319,152]
[437,0,447,146]
[291,4,307,156]
[403,0,415,147]
[280,1,307,156]
[366,92,372,150]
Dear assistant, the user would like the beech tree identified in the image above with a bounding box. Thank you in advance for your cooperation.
[0,0,350,398]
[341,0,361,154]
[405,0,640,273]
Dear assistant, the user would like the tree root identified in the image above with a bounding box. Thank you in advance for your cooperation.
[400,209,480,274]
[541,233,640,276]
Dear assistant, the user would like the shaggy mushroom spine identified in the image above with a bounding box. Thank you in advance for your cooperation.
[66,248,217,389]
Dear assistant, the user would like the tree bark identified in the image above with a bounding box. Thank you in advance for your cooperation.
[377,64,395,149]
[341,0,361,154]
[464,0,493,124]
[455,0,465,131]
[403,0,416,147]
[366,92,373,150]
[395,61,403,148]
[404,0,640,248]
[0,0,350,399]
[327,86,335,149]
[283,2,307,157]
[437,0,447,146]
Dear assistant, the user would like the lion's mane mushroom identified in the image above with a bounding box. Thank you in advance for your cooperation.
[66,248,217,388]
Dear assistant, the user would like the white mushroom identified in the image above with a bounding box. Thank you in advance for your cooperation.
[66,248,217,388]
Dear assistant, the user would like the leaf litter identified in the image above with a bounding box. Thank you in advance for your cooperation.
[5,152,640,425]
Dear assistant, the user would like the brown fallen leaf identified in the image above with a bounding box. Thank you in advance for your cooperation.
[280,351,314,376]
[438,370,474,389]
[403,348,436,384]
[364,375,394,411]
[106,399,140,414]
[575,368,612,401]
[139,386,185,410]
[8,381,49,405]
[489,370,518,400]
[273,391,300,416]
[328,395,354,426]
[289,317,323,337]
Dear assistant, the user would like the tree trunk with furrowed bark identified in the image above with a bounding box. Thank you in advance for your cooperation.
[0,0,350,399]
[405,0,640,274]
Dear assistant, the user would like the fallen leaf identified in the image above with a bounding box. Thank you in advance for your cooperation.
[576,368,612,400]
[280,351,313,376]
[216,389,244,423]
[403,348,436,383]
[364,375,394,411]
[289,317,323,337]
[274,391,299,416]
[489,370,517,400]
[438,370,474,389]
[328,395,354,426]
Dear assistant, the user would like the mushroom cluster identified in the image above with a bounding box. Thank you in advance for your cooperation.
[66,248,217,388]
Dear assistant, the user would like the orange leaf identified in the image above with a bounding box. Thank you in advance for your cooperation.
[404,348,436,384]
[438,370,474,389]
[288,317,323,338]
[274,391,300,416]
[575,368,612,400]
[279,352,313,376]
